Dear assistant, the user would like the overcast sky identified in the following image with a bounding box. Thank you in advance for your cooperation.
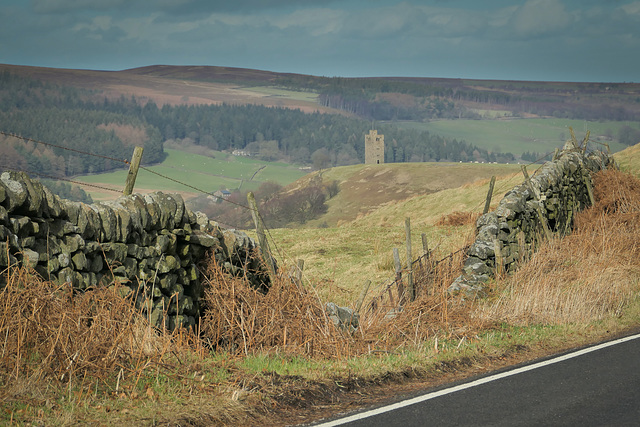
[1,0,638,82]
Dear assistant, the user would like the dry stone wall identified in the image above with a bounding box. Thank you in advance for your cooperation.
[0,171,268,329]
[449,149,615,297]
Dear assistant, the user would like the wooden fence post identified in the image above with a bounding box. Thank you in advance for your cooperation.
[421,233,433,295]
[247,192,277,281]
[393,248,402,279]
[421,233,429,260]
[494,238,504,278]
[583,171,595,206]
[483,176,496,214]
[123,146,144,196]
[405,217,414,301]
[355,280,372,314]
[393,248,404,304]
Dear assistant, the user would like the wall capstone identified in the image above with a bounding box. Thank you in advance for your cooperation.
[0,171,270,329]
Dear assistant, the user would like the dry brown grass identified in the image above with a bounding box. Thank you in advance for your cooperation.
[435,211,480,226]
[199,242,479,360]
[362,248,482,350]
[199,258,350,359]
[0,270,206,423]
[477,168,640,325]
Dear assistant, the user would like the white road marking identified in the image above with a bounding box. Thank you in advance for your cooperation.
[314,332,640,426]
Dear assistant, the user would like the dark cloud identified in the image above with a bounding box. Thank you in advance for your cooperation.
[156,0,340,14]
[1,0,638,81]
[31,0,130,14]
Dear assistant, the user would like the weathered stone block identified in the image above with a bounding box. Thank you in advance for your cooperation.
[71,251,88,270]
[22,248,40,268]
[157,255,180,274]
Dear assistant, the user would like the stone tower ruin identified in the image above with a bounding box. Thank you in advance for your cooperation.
[365,129,384,164]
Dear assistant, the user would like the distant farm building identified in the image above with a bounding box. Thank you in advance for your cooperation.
[365,130,384,164]
[210,189,232,203]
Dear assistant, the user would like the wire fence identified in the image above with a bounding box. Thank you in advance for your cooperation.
[0,128,605,314]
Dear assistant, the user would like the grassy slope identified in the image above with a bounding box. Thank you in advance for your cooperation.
[266,143,639,309]
[615,142,640,176]
[266,162,537,306]
[298,162,525,227]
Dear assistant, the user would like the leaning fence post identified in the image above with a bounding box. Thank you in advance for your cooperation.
[123,146,144,196]
[483,176,496,214]
[583,171,595,206]
[405,217,415,301]
[421,233,429,259]
[355,280,372,314]
[393,248,404,303]
[393,248,402,279]
[247,192,277,281]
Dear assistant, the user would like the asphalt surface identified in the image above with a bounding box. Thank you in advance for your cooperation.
[313,333,640,427]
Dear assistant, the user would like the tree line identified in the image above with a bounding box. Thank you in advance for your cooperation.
[189,176,339,229]
[275,74,640,122]
[0,71,499,181]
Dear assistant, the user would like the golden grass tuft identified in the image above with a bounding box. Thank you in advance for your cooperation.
[199,258,352,358]
[435,211,480,227]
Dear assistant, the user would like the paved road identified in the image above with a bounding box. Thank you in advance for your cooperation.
[312,333,640,426]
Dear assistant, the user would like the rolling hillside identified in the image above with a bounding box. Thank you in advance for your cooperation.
[287,161,525,227]
[264,143,639,307]
[256,161,535,305]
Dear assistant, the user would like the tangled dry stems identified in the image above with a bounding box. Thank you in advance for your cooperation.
[199,258,350,358]
[199,242,478,359]
[0,271,191,409]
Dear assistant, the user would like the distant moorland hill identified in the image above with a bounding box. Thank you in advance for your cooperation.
[1,62,638,208]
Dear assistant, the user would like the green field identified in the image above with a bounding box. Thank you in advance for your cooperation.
[76,149,307,201]
[390,118,632,156]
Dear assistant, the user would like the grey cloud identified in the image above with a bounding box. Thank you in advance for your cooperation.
[31,0,129,14]
[509,0,572,38]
